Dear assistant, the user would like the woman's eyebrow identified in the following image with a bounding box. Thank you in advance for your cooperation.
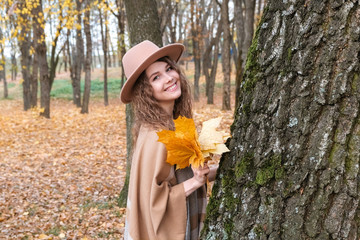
[148,71,159,79]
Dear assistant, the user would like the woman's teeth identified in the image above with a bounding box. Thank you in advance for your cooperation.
[166,83,177,91]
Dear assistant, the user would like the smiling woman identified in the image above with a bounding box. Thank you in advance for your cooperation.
[120,40,218,240]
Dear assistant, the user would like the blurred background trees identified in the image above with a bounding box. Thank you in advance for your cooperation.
[0,0,266,117]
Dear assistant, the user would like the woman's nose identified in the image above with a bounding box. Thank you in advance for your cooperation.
[165,73,173,82]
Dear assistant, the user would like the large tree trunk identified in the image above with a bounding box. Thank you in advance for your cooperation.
[81,0,92,114]
[118,0,162,207]
[202,1,360,239]
[221,0,231,110]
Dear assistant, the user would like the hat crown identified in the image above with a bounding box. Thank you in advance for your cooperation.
[123,40,160,79]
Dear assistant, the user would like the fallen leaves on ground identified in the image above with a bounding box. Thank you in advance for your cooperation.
[0,97,233,239]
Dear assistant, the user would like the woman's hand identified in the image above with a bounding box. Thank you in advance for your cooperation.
[191,163,210,186]
[183,163,210,197]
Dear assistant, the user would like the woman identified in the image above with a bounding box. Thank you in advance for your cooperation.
[121,40,217,240]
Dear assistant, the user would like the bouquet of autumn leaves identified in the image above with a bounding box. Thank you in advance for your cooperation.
[157,116,230,169]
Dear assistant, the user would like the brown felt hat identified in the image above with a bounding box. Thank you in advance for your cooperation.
[120,40,185,104]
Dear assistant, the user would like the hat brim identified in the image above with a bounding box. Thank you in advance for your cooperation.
[120,43,184,104]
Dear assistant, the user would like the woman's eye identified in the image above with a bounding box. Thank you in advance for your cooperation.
[153,75,159,81]
[166,66,173,72]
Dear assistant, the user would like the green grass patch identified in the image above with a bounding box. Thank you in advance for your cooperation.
[7,82,16,88]
[50,78,122,99]
[0,78,123,101]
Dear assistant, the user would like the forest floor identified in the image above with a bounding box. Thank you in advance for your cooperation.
[0,67,235,239]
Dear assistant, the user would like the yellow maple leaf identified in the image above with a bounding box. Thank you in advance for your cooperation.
[157,116,204,169]
[198,117,230,157]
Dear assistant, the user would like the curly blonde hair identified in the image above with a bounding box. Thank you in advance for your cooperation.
[131,57,192,138]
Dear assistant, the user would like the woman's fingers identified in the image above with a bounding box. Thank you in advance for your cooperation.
[192,164,210,184]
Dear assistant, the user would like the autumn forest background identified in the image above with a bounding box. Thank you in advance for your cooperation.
[0,0,263,238]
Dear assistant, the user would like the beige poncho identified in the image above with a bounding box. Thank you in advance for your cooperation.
[124,125,207,240]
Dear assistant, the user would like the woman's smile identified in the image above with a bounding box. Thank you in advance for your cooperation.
[165,81,178,92]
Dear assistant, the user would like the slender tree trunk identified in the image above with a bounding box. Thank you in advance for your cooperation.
[30,17,39,108]
[202,1,360,239]
[241,0,256,66]
[31,51,38,107]
[10,36,17,81]
[235,48,243,109]
[222,0,231,110]
[119,8,126,88]
[72,0,84,107]
[63,47,68,72]
[100,9,109,106]
[235,0,245,57]
[2,72,8,99]
[234,0,245,109]
[190,0,201,101]
[118,1,126,88]
[32,0,51,118]
[208,41,220,104]
[0,53,7,99]
[11,53,17,81]
[18,3,31,111]
[118,0,162,207]
[0,29,8,98]
[81,0,92,114]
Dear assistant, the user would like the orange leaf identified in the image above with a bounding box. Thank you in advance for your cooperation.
[157,116,204,169]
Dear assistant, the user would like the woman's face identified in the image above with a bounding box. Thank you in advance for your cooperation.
[146,61,181,110]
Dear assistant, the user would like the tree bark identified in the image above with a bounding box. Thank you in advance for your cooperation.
[72,0,84,107]
[241,0,256,68]
[30,49,38,108]
[118,0,126,88]
[234,0,245,104]
[0,29,8,99]
[0,53,7,99]
[99,9,109,106]
[18,2,32,111]
[11,52,17,81]
[234,47,243,109]
[202,1,360,239]
[81,0,92,114]
[118,0,162,207]
[34,0,51,118]
[221,0,231,110]
[30,14,39,108]
[190,0,201,102]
